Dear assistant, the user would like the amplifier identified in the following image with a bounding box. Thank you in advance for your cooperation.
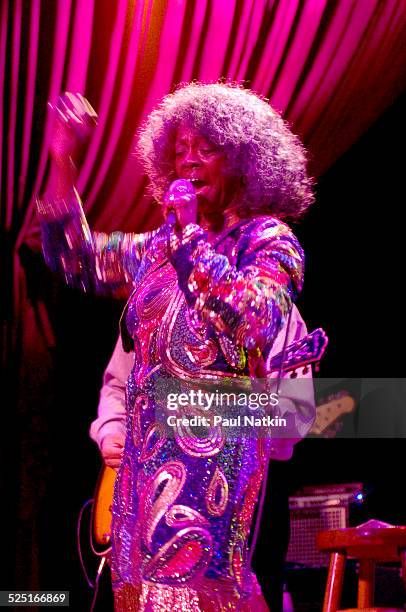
[287,483,363,567]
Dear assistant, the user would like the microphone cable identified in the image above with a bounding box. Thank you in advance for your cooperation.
[76,497,111,611]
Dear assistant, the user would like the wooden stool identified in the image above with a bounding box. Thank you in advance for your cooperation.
[317,520,406,611]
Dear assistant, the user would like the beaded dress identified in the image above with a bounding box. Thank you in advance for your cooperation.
[37,192,304,611]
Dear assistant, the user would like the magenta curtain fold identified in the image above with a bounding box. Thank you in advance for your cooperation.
[18,0,40,209]
[6,0,21,229]
[28,0,73,220]
[0,1,8,225]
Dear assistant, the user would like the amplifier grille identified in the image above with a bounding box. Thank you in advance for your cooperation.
[287,503,348,567]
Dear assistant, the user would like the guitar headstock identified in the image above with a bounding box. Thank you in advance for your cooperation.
[311,392,355,436]
[269,328,328,376]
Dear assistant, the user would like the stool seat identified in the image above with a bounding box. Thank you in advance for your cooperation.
[338,608,403,611]
[316,520,406,612]
[318,519,406,561]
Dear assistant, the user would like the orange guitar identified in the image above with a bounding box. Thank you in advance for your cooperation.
[92,464,117,549]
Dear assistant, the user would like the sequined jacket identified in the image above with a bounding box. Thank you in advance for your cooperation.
[37,191,304,373]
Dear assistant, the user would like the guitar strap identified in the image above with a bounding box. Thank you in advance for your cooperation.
[248,303,293,566]
[275,304,294,395]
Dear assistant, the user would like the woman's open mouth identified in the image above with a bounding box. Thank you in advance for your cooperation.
[189,178,206,190]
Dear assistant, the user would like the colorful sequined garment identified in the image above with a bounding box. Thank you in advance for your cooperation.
[37,193,304,611]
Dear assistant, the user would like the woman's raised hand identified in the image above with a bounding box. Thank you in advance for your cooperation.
[48,92,97,169]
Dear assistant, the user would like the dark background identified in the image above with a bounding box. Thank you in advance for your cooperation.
[3,91,405,609]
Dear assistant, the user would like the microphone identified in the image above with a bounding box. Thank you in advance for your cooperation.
[163,179,196,227]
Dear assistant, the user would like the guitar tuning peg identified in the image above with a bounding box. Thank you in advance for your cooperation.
[290,370,297,379]
[303,365,309,374]
[315,362,320,372]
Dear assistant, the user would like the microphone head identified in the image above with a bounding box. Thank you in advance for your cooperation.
[163,180,196,226]
[164,179,196,202]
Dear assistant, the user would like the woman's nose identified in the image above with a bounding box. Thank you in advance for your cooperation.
[182,148,201,167]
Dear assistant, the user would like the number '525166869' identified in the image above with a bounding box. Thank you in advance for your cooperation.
[0,591,69,607]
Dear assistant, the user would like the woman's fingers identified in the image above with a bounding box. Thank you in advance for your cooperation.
[75,92,98,120]
[49,92,98,129]
[48,92,97,165]
[59,91,97,121]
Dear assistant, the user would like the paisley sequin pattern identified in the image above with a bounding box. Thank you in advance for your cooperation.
[206,467,229,517]
[174,408,225,457]
[37,193,304,610]
[139,423,167,463]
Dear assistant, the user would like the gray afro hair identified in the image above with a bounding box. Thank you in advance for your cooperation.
[137,82,314,220]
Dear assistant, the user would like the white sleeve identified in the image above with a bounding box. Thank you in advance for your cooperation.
[89,335,134,449]
[266,304,316,459]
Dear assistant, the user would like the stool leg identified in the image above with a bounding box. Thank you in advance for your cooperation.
[323,552,346,612]
[357,559,375,608]
[400,549,406,590]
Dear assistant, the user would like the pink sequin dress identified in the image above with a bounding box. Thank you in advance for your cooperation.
[37,193,304,611]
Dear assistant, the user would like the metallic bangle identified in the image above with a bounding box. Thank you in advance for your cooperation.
[181,223,203,244]
[168,223,204,253]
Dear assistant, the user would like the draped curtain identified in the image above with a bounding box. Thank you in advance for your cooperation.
[2,0,405,234]
[1,0,406,590]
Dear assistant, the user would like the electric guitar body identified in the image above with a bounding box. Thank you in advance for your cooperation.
[93,465,117,547]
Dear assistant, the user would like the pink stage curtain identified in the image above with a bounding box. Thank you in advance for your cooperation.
[4,0,405,239]
[1,0,406,589]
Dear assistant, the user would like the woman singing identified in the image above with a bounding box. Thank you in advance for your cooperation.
[36,83,314,611]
